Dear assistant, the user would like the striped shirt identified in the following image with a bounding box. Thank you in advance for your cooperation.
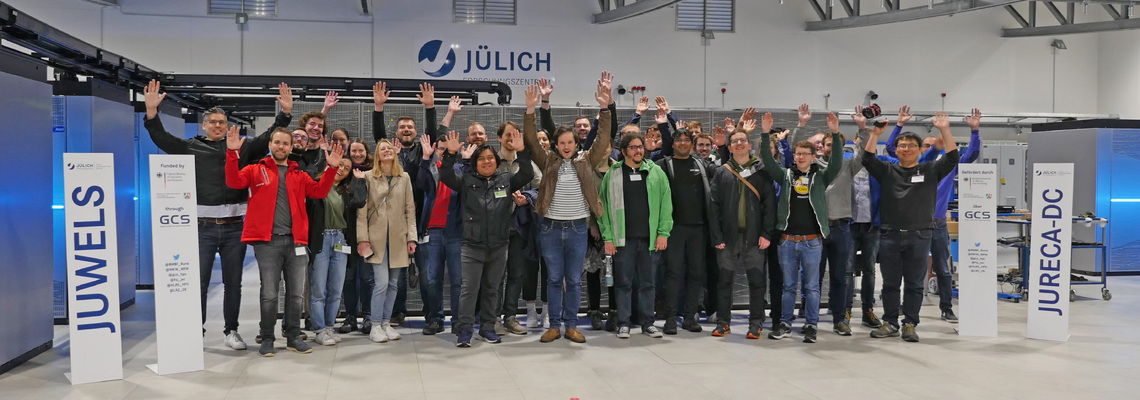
[545,159,590,221]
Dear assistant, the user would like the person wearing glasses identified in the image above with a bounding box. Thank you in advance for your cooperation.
[759,111,845,344]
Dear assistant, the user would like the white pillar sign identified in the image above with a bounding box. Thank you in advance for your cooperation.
[1027,163,1074,342]
[957,164,997,337]
[63,153,123,385]
[147,155,204,375]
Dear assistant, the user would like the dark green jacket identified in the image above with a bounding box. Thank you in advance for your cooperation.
[759,131,844,238]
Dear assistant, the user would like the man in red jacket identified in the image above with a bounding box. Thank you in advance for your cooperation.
[225,126,343,357]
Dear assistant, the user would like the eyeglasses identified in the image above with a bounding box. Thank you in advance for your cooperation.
[730,138,749,145]
[897,144,920,149]
[626,145,644,151]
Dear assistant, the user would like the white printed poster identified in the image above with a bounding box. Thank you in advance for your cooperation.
[957,164,997,337]
[63,153,123,384]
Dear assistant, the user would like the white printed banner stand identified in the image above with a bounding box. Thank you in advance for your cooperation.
[1027,163,1074,342]
[957,164,998,337]
[62,153,124,385]
[146,155,204,375]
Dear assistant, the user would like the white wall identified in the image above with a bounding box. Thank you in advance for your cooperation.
[5,0,1109,117]
[1098,30,1140,119]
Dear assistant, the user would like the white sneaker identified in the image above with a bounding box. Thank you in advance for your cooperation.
[384,324,401,341]
[225,332,247,350]
[526,304,539,329]
[643,325,663,338]
[315,328,336,346]
[369,326,389,343]
[330,328,342,343]
[541,307,550,328]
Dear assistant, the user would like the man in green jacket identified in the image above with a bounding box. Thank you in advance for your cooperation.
[600,132,673,339]
[758,111,844,344]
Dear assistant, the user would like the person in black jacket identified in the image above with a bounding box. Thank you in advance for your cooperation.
[708,127,777,340]
[438,131,534,348]
[143,79,293,351]
[655,126,721,335]
[307,158,367,346]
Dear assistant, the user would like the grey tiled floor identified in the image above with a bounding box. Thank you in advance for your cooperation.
[3,260,1138,400]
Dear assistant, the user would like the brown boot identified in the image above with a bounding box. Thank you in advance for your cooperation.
[564,328,586,343]
[539,328,562,343]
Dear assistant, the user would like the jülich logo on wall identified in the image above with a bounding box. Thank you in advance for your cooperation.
[419,40,456,77]
[417,40,552,84]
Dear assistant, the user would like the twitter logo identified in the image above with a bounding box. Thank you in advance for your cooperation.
[173,254,180,260]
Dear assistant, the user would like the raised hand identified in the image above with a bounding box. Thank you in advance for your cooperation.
[417,83,436,108]
[852,105,868,129]
[723,117,736,133]
[444,131,462,154]
[966,108,982,131]
[654,107,668,125]
[761,112,774,134]
[654,96,670,115]
[713,126,727,147]
[525,85,540,112]
[353,168,367,179]
[393,138,404,151]
[826,112,840,133]
[143,79,166,119]
[226,125,244,150]
[321,91,339,114]
[871,118,890,136]
[325,143,345,169]
[318,136,329,151]
[797,103,812,126]
[373,81,390,111]
[595,71,613,106]
[741,118,757,134]
[420,134,434,160]
[538,77,554,101]
[740,107,758,122]
[933,111,950,131]
[636,96,649,115]
[512,191,527,206]
[897,105,913,126]
[448,95,463,114]
[461,143,478,159]
[776,129,789,141]
[276,83,294,114]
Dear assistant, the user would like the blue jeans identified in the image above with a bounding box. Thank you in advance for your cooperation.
[198,220,247,335]
[847,223,879,311]
[539,218,588,330]
[931,219,954,312]
[309,230,348,331]
[369,248,402,322]
[820,221,853,320]
[779,237,823,326]
[422,228,463,324]
[879,229,933,327]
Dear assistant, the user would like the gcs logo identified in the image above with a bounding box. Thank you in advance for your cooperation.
[160,214,191,225]
[418,40,456,77]
[963,211,991,219]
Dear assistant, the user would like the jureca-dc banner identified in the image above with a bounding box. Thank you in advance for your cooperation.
[1027,163,1074,342]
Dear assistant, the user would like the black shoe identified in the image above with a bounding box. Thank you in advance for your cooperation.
[901,323,919,342]
[360,318,373,334]
[422,320,443,336]
[456,325,473,348]
[862,309,883,328]
[663,319,678,335]
[258,339,276,357]
[589,310,604,331]
[870,323,901,338]
[605,311,617,332]
[451,322,460,335]
[338,317,358,334]
[833,320,852,336]
[286,337,313,354]
[391,312,406,326]
[681,317,703,333]
[768,322,792,340]
[941,310,959,323]
[802,325,818,343]
[255,333,264,344]
[712,323,730,337]
[745,321,763,339]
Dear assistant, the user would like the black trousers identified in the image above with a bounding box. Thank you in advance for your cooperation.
[767,231,783,323]
[716,235,767,324]
[663,224,707,320]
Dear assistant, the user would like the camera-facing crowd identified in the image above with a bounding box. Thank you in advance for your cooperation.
[142,69,981,356]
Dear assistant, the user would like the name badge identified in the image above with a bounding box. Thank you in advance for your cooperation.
[495,190,508,198]
[739,169,753,178]
[911,175,925,183]
[334,244,351,254]
[629,174,643,182]
[419,235,430,244]
[295,246,307,256]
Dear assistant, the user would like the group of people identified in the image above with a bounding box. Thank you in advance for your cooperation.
[142,69,982,355]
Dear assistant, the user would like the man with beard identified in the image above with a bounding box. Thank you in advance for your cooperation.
[224,126,343,356]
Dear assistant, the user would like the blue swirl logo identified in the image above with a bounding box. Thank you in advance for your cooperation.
[419,40,456,77]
